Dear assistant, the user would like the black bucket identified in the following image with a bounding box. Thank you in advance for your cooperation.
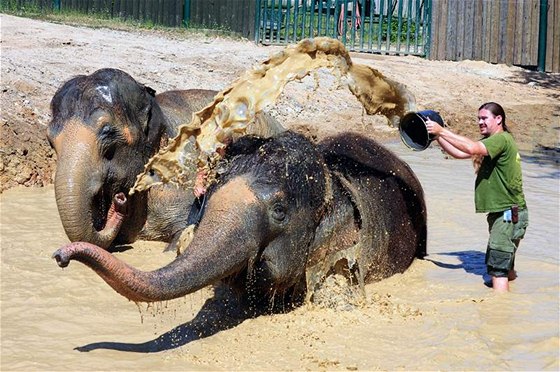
[399,110,445,151]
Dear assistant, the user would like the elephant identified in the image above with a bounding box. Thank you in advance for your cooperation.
[47,68,284,250]
[53,130,426,308]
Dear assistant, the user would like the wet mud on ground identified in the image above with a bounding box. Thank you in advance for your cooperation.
[2,143,558,371]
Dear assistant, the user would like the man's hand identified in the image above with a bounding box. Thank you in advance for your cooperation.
[425,118,444,137]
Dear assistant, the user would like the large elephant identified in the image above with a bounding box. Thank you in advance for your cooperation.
[47,68,283,250]
[53,131,426,307]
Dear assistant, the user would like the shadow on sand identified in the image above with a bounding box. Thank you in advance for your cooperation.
[74,285,299,353]
[75,287,251,353]
[426,250,491,283]
[75,251,493,353]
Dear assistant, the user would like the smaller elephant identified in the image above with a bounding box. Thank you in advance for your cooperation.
[53,131,426,308]
[47,68,284,250]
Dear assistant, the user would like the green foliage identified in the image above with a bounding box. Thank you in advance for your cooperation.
[381,17,418,43]
[1,0,53,15]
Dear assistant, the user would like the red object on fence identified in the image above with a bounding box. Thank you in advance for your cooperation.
[338,2,362,35]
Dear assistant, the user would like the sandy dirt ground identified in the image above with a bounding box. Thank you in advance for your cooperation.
[1,14,559,371]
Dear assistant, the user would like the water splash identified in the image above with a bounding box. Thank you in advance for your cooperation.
[131,37,415,194]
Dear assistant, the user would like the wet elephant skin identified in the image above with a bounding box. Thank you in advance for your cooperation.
[53,131,427,310]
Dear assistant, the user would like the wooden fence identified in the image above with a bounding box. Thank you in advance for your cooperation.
[545,0,560,73]
[58,0,186,27]
[430,0,559,73]
[188,0,257,38]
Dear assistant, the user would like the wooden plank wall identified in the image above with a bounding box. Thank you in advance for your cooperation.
[60,0,185,27]
[547,0,560,72]
[430,0,559,73]
[189,0,257,39]
[46,0,259,38]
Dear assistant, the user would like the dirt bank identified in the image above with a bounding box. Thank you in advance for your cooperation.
[1,14,559,192]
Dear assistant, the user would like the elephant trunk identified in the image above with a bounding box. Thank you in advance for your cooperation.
[54,132,126,249]
[53,181,263,302]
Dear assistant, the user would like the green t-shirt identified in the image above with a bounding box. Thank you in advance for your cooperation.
[475,132,526,213]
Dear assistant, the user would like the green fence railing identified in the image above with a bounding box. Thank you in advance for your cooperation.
[255,0,431,56]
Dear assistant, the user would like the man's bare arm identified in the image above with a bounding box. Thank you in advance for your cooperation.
[425,119,488,157]
[436,136,471,159]
[437,128,488,156]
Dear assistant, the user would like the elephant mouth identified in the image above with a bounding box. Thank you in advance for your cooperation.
[92,186,127,232]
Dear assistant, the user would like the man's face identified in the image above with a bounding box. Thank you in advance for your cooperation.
[477,108,502,137]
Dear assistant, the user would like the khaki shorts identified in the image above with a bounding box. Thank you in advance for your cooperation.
[485,208,529,277]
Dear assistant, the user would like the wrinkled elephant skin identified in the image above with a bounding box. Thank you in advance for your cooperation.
[53,131,426,308]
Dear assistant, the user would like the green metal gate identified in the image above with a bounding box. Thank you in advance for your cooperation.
[255,0,431,57]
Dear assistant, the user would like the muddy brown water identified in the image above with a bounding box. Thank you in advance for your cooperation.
[1,143,558,371]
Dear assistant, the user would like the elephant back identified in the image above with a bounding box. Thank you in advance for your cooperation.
[156,89,217,136]
[156,90,285,139]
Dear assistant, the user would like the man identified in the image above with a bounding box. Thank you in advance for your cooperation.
[425,102,529,292]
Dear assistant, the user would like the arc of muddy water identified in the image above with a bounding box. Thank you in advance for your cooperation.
[131,37,415,195]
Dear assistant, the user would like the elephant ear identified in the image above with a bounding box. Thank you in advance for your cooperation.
[140,85,166,149]
[319,132,427,259]
[144,85,156,98]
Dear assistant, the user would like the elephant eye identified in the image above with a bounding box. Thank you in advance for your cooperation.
[99,124,115,138]
[271,203,286,222]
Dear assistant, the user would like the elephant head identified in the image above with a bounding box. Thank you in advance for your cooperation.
[53,131,426,307]
[48,69,285,250]
[47,68,169,248]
